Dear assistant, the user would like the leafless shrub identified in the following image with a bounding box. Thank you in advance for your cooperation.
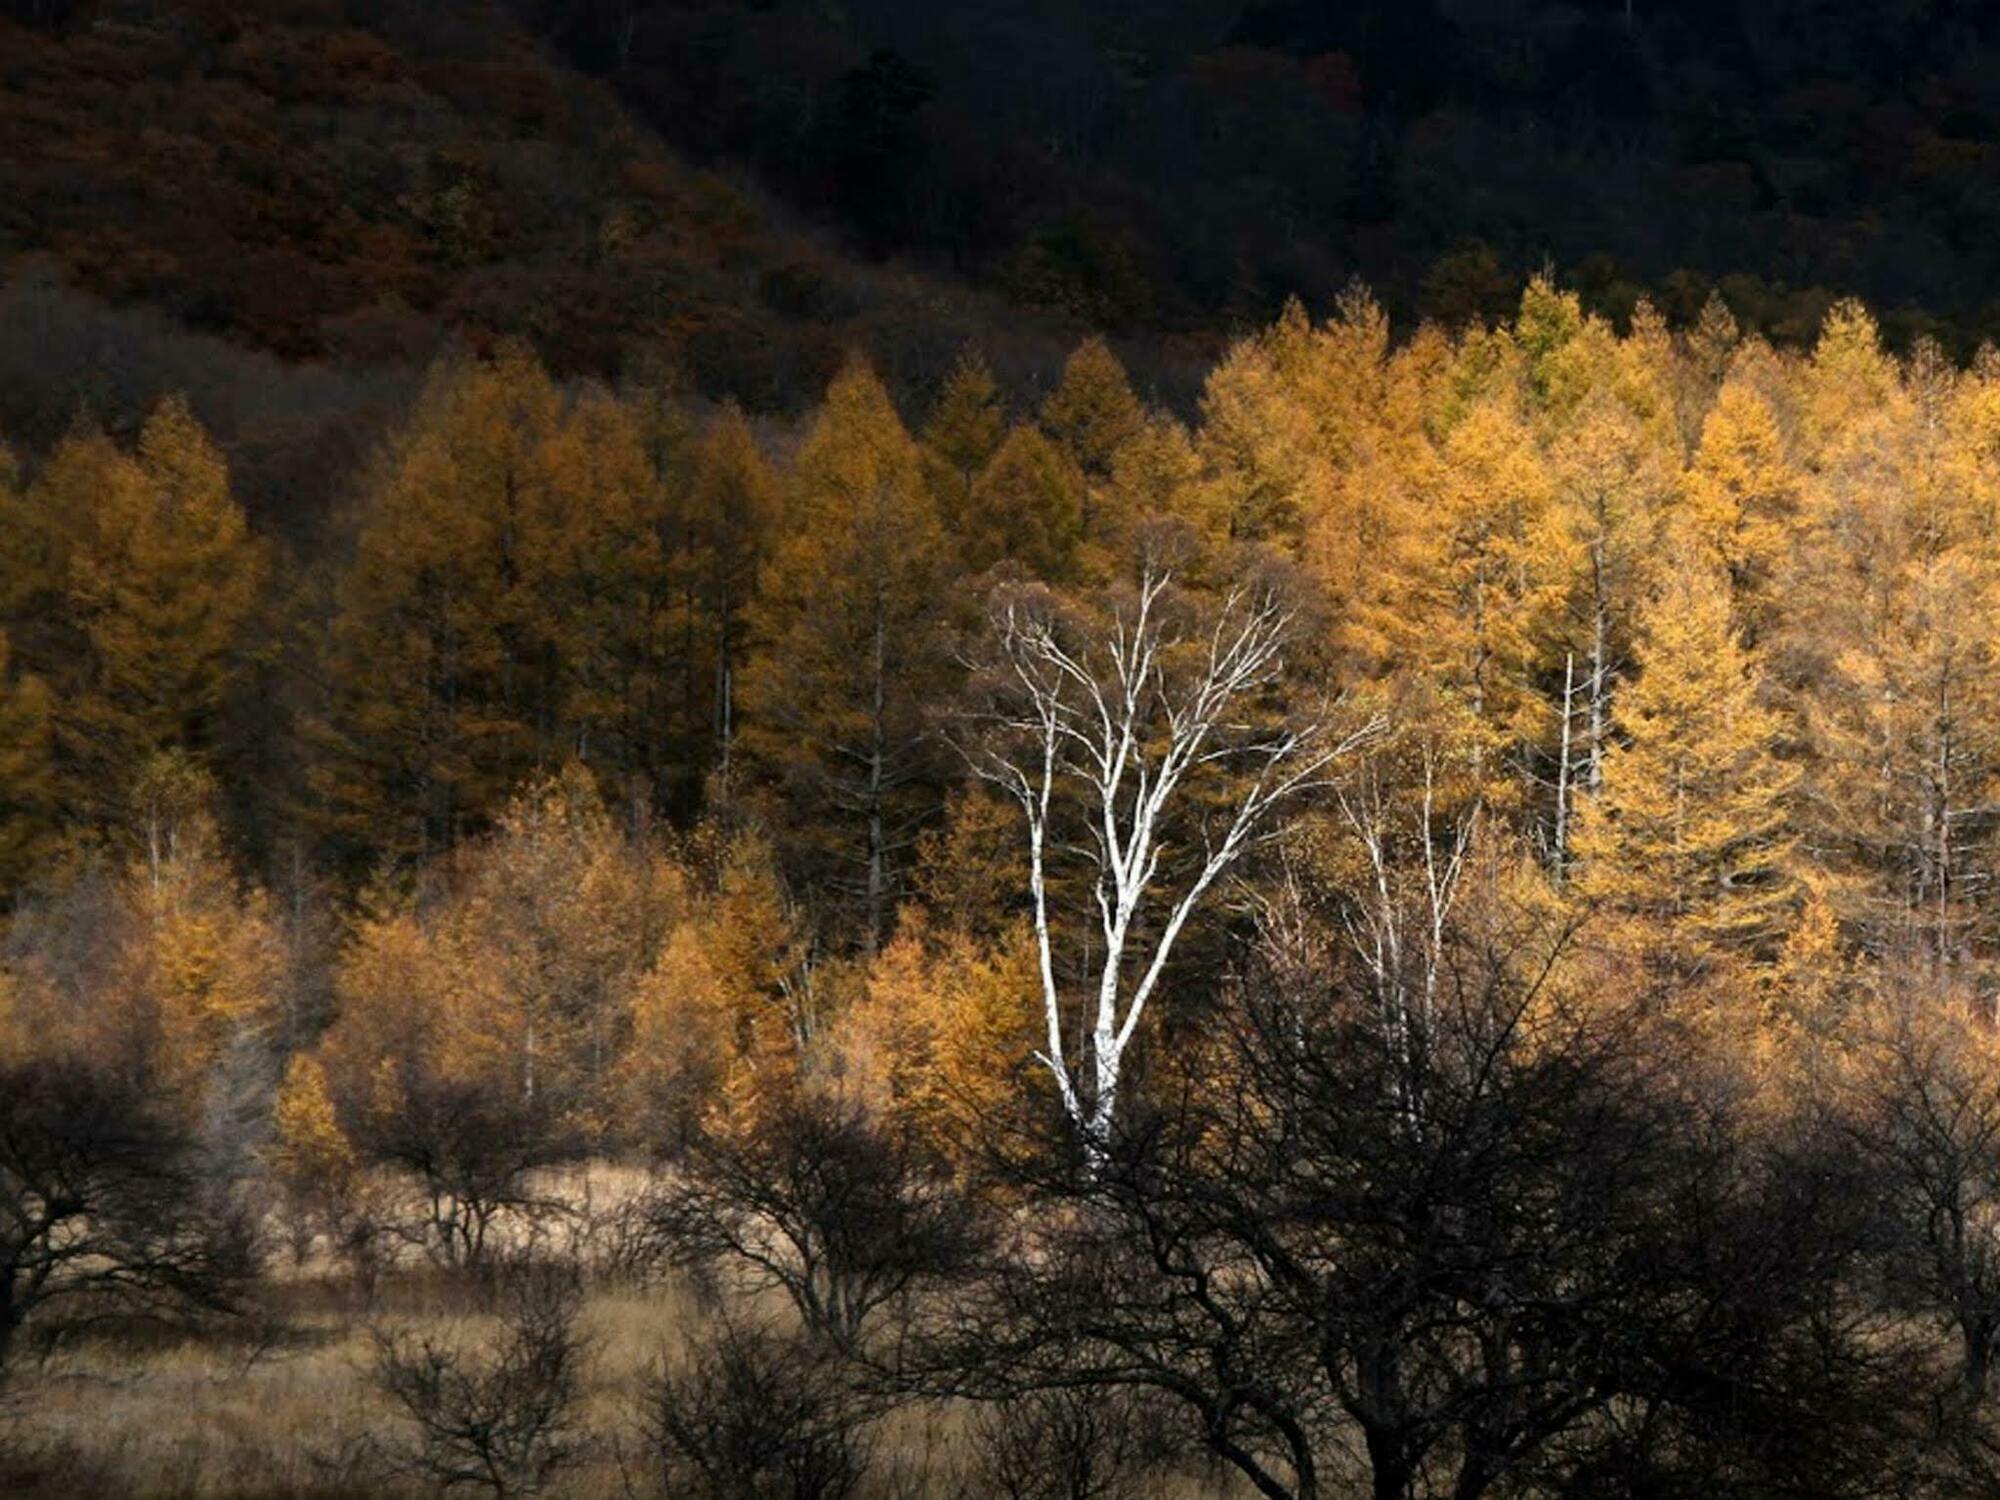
[579,1185,678,1286]
[966,1386,1169,1500]
[637,1318,876,1500]
[368,1264,592,1498]
[331,1190,402,1306]
[336,1067,579,1272]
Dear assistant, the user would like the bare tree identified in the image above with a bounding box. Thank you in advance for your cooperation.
[352,1072,572,1270]
[967,1384,1172,1500]
[644,1087,983,1351]
[1845,981,2000,1446]
[0,1055,255,1374]
[1324,732,1480,1130]
[960,563,1377,1149]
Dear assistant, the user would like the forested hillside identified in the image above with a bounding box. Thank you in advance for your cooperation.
[522,0,2000,346]
[10,280,1995,965]
[0,0,1153,490]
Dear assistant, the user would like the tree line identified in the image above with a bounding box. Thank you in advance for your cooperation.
[15,282,2000,1494]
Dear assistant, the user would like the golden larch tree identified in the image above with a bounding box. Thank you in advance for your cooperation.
[1791,349,2000,972]
[623,828,815,1133]
[4,404,263,839]
[269,1052,356,1197]
[308,350,566,865]
[308,347,680,867]
[1535,388,1673,872]
[960,423,1084,579]
[1412,392,1558,800]
[0,630,57,901]
[741,356,956,947]
[1572,559,1801,982]
[1681,380,1803,640]
[841,913,1039,1167]
[922,347,1007,527]
[1041,336,1145,545]
[515,387,671,803]
[439,764,679,1128]
[687,405,778,787]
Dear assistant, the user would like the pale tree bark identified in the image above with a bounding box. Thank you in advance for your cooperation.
[1331,746,1479,1137]
[961,566,1379,1154]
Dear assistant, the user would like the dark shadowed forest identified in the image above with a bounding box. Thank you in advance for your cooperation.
[12,4,2000,1499]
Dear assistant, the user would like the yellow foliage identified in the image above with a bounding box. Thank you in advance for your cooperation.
[0,777,296,1114]
[961,424,1083,579]
[923,348,1007,522]
[1572,559,1800,983]
[1396,393,1558,797]
[0,629,57,900]
[1041,336,1146,494]
[1102,410,1226,559]
[308,347,678,865]
[0,971,21,1066]
[1801,299,1908,467]
[911,785,1029,942]
[270,1053,355,1189]
[621,828,813,1133]
[841,916,1039,1166]
[0,402,262,841]
[1513,274,1598,417]
[119,816,285,1108]
[688,405,779,790]
[740,356,954,946]
[624,921,732,1134]
[321,765,681,1145]
[1681,381,1801,637]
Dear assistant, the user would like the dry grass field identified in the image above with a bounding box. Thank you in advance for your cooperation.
[0,1165,1248,1500]
[4,1275,697,1499]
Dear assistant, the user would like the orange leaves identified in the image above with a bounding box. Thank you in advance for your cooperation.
[841,915,1040,1166]
[269,1053,355,1191]
[0,629,56,901]
[961,425,1084,579]
[740,356,954,947]
[1681,381,1802,637]
[1041,336,1146,487]
[1571,560,1800,983]
[306,347,676,864]
[0,760,285,1117]
[322,766,682,1140]
[634,831,811,1100]
[922,348,1007,524]
[0,400,263,843]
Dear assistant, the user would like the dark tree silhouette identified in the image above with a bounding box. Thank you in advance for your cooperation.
[0,1056,254,1372]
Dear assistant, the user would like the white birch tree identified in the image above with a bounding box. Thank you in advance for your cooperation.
[960,564,1379,1151]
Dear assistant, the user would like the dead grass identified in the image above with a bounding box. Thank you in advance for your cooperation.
[1,1272,701,1499]
[0,1163,1246,1498]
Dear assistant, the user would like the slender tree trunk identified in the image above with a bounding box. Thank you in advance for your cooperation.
[864,580,888,951]
[714,574,734,780]
[1553,651,1575,880]
[1364,1425,1416,1500]
[1587,542,1610,793]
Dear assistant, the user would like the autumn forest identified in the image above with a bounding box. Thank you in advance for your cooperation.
[18,1,2000,1496]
